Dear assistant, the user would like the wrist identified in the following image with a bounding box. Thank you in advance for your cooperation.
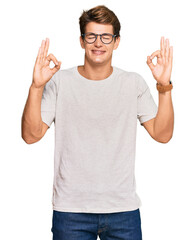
[156,80,173,93]
[30,82,45,91]
[157,80,171,86]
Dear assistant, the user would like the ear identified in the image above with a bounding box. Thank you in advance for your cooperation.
[113,36,120,50]
[80,36,85,49]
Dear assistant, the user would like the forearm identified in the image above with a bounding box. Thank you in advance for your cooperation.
[21,84,44,143]
[154,89,174,142]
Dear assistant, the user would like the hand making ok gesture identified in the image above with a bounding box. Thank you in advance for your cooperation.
[32,38,61,89]
[146,37,173,86]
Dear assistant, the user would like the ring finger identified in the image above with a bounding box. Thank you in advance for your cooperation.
[43,38,49,60]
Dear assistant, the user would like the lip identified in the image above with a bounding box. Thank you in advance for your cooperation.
[91,50,106,55]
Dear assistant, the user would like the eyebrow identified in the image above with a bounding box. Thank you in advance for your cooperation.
[85,32,113,35]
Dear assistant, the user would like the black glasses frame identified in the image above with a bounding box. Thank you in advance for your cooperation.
[81,32,118,44]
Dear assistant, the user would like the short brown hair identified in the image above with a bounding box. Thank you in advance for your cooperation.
[79,5,121,42]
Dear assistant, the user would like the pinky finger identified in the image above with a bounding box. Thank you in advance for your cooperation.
[36,47,41,64]
[169,46,173,63]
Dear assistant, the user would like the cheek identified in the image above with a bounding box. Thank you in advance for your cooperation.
[85,46,92,53]
[107,48,113,55]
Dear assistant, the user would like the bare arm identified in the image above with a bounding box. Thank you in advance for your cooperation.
[21,84,48,144]
[144,36,174,142]
[21,38,61,144]
[142,89,174,143]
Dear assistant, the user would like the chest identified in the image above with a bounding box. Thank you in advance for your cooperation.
[56,78,137,125]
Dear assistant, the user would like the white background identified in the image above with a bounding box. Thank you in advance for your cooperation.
[1,0,195,239]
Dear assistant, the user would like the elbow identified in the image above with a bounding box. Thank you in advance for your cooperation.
[155,134,173,143]
[21,124,43,144]
[22,136,41,144]
[158,139,170,144]
[21,132,41,144]
[21,129,33,144]
[21,135,31,144]
[21,135,35,144]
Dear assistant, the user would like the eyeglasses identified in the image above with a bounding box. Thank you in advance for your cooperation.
[81,32,118,44]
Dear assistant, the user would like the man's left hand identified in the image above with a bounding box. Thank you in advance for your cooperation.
[146,37,173,86]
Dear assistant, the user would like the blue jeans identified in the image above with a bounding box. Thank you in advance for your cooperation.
[51,208,142,240]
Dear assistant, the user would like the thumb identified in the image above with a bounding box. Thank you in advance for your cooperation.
[51,61,61,74]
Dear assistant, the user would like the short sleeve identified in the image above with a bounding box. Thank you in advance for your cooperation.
[137,73,158,126]
[41,76,57,128]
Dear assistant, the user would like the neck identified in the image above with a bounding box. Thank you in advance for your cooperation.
[78,61,113,81]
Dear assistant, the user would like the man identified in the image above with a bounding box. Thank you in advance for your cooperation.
[21,5,174,240]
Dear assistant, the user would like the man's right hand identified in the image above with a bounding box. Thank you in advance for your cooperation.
[32,38,61,89]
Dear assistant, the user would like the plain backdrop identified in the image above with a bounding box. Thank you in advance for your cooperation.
[1,0,195,239]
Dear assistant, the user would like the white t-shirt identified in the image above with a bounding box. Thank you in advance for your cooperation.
[41,65,158,213]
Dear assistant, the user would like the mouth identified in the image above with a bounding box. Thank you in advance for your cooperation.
[91,50,106,55]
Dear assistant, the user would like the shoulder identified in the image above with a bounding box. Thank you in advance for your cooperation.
[53,66,75,80]
[114,66,144,81]
[114,67,147,89]
[131,72,148,92]
[50,66,76,88]
[116,68,150,97]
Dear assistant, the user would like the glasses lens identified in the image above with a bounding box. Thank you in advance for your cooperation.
[85,33,96,43]
[101,34,113,44]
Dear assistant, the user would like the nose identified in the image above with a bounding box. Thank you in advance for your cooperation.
[94,35,103,46]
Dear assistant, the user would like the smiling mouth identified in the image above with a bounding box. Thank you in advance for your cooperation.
[92,50,106,55]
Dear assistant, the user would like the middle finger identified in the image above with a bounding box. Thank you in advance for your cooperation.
[165,38,170,61]
[160,36,165,57]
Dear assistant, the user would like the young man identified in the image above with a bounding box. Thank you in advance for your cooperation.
[21,5,174,240]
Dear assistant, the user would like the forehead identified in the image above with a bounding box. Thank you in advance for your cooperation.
[85,22,113,34]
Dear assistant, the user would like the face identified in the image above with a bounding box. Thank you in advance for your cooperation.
[80,22,120,66]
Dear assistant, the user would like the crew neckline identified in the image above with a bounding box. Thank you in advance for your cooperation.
[74,65,116,83]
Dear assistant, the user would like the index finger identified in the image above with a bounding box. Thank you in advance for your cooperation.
[43,38,49,59]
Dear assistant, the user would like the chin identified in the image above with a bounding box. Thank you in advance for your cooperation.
[92,60,106,65]
[89,57,105,64]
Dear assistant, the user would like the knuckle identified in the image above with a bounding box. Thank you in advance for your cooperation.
[48,53,54,58]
